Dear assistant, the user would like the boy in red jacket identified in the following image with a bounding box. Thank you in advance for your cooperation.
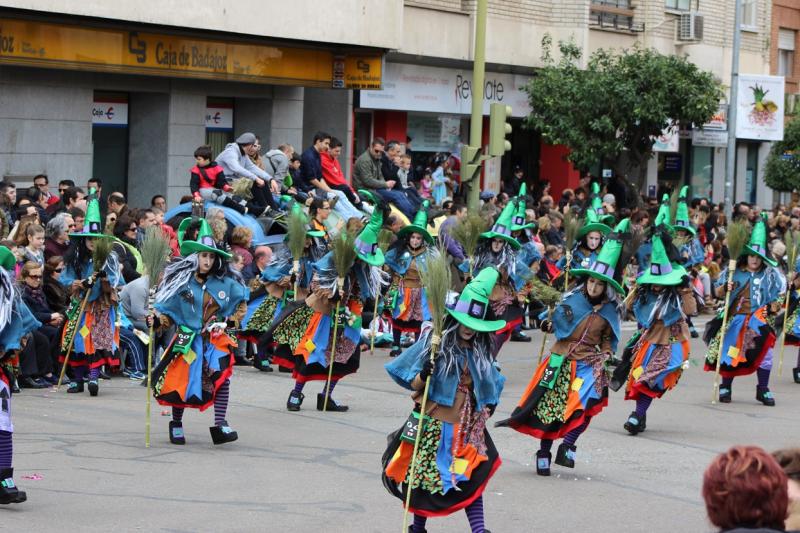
[190,146,265,216]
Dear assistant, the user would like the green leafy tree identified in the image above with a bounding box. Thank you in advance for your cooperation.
[764,118,800,191]
[525,36,723,198]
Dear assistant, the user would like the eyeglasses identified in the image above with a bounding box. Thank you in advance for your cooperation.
[27,274,42,279]
[54,267,64,273]
[126,226,137,232]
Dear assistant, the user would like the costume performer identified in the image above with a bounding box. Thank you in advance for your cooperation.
[673,186,707,338]
[703,213,784,406]
[0,246,40,504]
[496,220,629,476]
[151,219,248,445]
[60,190,122,397]
[383,267,506,533]
[781,256,800,384]
[269,209,387,412]
[619,226,696,434]
[384,201,437,357]
[557,203,611,273]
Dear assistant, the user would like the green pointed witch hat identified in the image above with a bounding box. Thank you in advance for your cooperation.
[590,182,616,226]
[571,218,631,294]
[446,266,507,332]
[636,230,688,286]
[0,245,15,271]
[69,188,108,238]
[653,193,673,230]
[743,212,777,267]
[672,186,696,236]
[179,218,232,259]
[511,183,535,231]
[398,200,434,245]
[355,208,385,267]
[577,206,612,239]
[480,200,521,250]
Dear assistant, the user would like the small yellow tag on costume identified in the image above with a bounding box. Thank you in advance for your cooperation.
[727,346,739,358]
[182,350,197,365]
[304,339,316,352]
[451,458,469,475]
[79,325,90,338]
[571,377,584,391]
[399,303,407,314]
[632,367,644,379]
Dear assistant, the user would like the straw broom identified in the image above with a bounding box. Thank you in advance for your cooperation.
[777,229,800,376]
[450,211,488,279]
[322,231,357,412]
[711,221,750,403]
[286,205,309,301]
[401,248,451,533]
[371,229,394,355]
[532,277,562,364]
[56,237,114,390]
[141,226,171,448]
[562,209,582,290]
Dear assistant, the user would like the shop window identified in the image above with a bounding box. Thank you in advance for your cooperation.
[205,97,234,158]
[690,146,713,200]
[740,0,757,31]
[778,29,796,78]
[665,0,690,11]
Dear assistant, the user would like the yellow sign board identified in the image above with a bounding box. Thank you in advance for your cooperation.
[0,18,382,89]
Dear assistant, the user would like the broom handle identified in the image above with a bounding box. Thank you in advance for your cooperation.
[293,260,301,302]
[322,278,345,413]
[401,340,439,533]
[777,276,794,377]
[537,307,553,365]
[711,261,736,404]
[145,315,155,448]
[564,251,571,290]
[55,286,93,390]
[370,295,380,355]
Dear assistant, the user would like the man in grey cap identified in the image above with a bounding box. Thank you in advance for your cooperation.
[215,132,281,214]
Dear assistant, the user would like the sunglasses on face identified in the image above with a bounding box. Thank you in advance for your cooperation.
[54,267,64,273]
[27,274,42,280]
[126,226,137,232]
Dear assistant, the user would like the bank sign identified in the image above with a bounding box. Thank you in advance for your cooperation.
[359,63,531,117]
[92,100,128,127]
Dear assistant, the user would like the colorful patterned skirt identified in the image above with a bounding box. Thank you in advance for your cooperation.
[391,284,431,333]
[268,300,361,383]
[0,363,13,433]
[704,309,775,378]
[496,353,609,440]
[239,293,284,343]
[382,414,500,518]
[784,293,800,346]
[151,329,236,411]
[59,303,120,369]
[625,338,690,400]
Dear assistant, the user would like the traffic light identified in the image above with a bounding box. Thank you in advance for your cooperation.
[460,144,481,184]
[488,103,512,157]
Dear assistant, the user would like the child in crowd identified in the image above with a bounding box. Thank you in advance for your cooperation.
[23,224,45,265]
[418,169,432,199]
[190,145,265,217]
[396,153,423,211]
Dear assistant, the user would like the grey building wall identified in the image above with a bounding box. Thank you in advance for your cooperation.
[302,88,353,177]
[127,93,169,209]
[270,87,304,152]
[234,99,272,146]
[165,92,206,209]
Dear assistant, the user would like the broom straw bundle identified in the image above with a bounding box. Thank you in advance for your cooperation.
[450,211,488,278]
[286,205,310,301]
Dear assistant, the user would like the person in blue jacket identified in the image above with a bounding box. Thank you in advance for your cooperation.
[382,267,506,533]
[0,245,41,504]
[151,218,248,445]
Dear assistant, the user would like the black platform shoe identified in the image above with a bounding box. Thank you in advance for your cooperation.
[87,379,99,397]
[287,390,304,411]
[555,443,576,468]
[756,388,776,406]
[66,380,84,394]
[389,346,402,357]
[718,386,732,403]
[0,468,26,504]
[210,421,238,445]
[511,331,531,342]
[535,450,551,476]
[793,367,800,384]
[624,412,645,435]
[317,393,348,412]
[169,421,185,445]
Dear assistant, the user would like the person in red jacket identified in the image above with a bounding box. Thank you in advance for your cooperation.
[320,138,367,212]
[190,146,265,217]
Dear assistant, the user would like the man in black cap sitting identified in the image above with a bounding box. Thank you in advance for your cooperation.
[215,132,282,216]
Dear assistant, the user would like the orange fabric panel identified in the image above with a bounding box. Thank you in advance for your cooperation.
[731,313,751,367]
[563,362,583,420]
[626,340,651,390]
[296,312,324,360]
[385,441,414,483]
[516,357,549,408]
[159,356,190,401]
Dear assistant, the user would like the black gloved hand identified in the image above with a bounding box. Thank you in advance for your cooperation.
[486,403,496,416]
[81,278,94,289]
[96,270,107,279]
[419,358,435,381]
[540,319,554,333]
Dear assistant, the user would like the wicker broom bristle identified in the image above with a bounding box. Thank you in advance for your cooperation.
[725,220,751,261]
[419,248,452,335]
[286,205,309,262]
[92,237,114,274]
[331,230,357,279]
[450,210,488,259]
[564,209,582,251]
[140,226,172,290]
[378,228,394,253]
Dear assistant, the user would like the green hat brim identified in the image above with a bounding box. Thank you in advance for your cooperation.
[480,231,521,250]
[357,189,380,205]
[743,245,778,267]
[577,223,612,239]
[446,307,506,332]
[0,248,15,271]
[69,232,110,239]
[600,214,616,226]
[570,268,625,295]
[672,223,697,236]
[306,229,325,238]
[637,263,688,286]
[397,225,434,245]
[357,248,385,267]
[180,240,232,259]
[511,223,536,232]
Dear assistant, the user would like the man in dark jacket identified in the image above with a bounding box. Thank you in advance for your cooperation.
[352,138,415,217]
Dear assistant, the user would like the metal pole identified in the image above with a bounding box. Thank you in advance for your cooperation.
[467,0,488,210]
[724,0,742,217]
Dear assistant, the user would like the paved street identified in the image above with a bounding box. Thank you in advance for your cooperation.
[4,316,799,532]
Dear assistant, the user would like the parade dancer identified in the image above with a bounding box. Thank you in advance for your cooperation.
[384,201,437,357]
[557,204,611,273]
[270,209,386,412]
[782,255,800,384]
[673,186,707,338]
[619,226,696,434]
[496,220,630,476]
[0,246,40,504]
[383,268,505,533]
[704,213,784,406]
[151,219,248,445]
[60,190,122,397]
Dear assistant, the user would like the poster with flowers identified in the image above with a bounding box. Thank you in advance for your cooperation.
[735,74,784,141]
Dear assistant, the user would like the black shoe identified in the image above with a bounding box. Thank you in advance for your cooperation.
[287,390,304,411]
[690,329,699,339]
[0,468,26,505]
[408,527,427,533]
[389,346,401,358]
[555,443,576,469]
[719,386,732,403]
[43,374,59,386]
[536,450,551,476]
[756,388,776,406]
[511,331,532,343]
[793,367,800,384]
[99,368,111,380]
[624,412,645,435]
[19,376,48,389]
[255,361,274,372]
[66,380,84,394]
[169,421,185,445]
[210,421,238,445]
[233,356,250,367]
[317,393,348,412]
[87,379,99,397]
[278,365,292,373]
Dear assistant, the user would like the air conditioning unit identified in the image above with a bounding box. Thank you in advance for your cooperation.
[678,12,704,41]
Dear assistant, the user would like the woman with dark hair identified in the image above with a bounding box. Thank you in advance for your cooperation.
[43,255,68,315]
[703,446,789,533]
[151,218,248,445]
[111,214,141,283]
[18,261,62,385]
[308,197,332,244]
